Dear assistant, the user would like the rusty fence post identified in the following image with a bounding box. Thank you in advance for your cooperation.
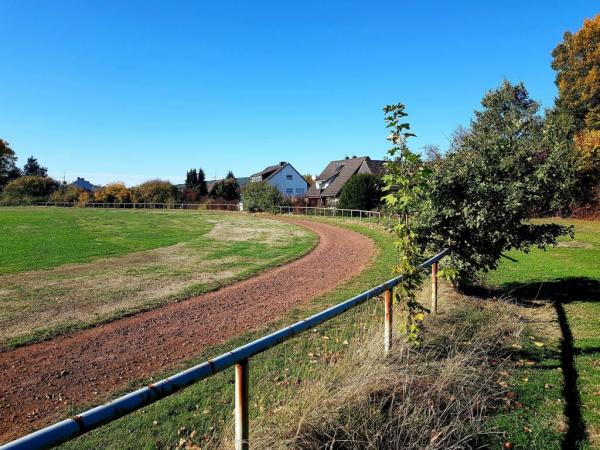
[235,359,249,450]
[384,289,392,354]
[431,262,438,314]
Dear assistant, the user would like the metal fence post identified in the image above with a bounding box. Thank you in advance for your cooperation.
[384,289,392,354]
[431,262,438,314]
[235,359,249,450]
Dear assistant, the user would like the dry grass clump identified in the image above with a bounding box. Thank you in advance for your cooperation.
[251,300,524,449]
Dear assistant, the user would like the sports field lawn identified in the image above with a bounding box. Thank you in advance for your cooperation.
[0,207,316,349]
[485,219,600,449]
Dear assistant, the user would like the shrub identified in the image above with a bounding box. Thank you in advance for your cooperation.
[1,175,58,203]
[210,178,240,201]
[338,173,381,210]
[131,179,180,204]
[415,81,573,284]
[242,182,283,212]
[93,182,132,203]
[49,185,86,203]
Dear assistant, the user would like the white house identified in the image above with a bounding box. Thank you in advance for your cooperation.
[250,162,308,197]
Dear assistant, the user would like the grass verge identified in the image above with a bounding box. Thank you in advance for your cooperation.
[483,218,600,449]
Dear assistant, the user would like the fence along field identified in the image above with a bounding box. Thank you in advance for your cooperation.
[0,207,316,349]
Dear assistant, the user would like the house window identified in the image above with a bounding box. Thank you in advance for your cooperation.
[286,174,293,180]
[295,188,305,195]
[285,188,294,195]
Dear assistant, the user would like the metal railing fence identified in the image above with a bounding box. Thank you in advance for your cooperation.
[277,205,400,225]
[0,247,448,450]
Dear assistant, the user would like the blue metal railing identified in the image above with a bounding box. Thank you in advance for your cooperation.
[1,249,448,450]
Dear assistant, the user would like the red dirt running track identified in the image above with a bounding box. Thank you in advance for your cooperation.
[0,218,375,443]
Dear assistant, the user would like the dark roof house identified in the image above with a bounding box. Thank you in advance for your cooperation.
[306,156,386,205]
[70,177,98,192]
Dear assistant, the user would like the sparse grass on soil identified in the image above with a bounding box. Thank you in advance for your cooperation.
[0,208,316,349]
[483,218,600,449]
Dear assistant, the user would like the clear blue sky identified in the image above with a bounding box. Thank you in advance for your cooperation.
[1,1,597,185]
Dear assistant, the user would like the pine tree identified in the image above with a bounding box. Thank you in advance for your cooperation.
[23,156,47,177]
[197,168,207,196]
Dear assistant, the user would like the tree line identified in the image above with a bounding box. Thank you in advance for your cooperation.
[0,148,243,205]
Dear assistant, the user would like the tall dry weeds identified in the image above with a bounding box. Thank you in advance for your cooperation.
[249,300,524,449]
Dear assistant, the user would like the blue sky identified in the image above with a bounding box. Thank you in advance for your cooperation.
[1,1,597,185]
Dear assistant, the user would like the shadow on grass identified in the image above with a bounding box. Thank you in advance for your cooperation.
[470,277,600,449]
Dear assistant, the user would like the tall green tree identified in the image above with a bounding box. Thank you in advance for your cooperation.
[22,156,48,177]
[417,81,573,283]
[197,168,208,196]
[337,173,381,210]
[185,169,198,189]
[0,140,21,191]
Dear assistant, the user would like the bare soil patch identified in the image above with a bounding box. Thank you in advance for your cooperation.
[0,218,375,443]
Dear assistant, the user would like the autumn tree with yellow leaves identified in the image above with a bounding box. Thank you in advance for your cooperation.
[551,14,600,204]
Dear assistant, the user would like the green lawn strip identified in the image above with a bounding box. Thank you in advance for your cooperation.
[0,207,213,274]
[58,218,398,449]
[484,218,600,449]
[0,209,318,350]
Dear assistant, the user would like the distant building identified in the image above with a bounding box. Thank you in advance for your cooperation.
[306,156,386,206]
[70,177,98,192]
[249,162,308,197]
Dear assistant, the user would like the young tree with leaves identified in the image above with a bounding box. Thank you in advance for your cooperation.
[381,103,432,343]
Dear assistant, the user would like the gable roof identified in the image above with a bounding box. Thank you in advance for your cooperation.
[360,158,386,176]
[250,162,308,188]
[306,156,386,198]
[250,163,286,180]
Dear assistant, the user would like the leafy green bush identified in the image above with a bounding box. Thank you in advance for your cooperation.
[210,178,240,201]
[242,181,283,212]
[338,173,381,210]
[412,81,573,284]
[1,176,59,204]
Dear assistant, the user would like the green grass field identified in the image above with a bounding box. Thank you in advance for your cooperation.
[0,207,213,274]
[485,219,600,449]
[0,207,317,349]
